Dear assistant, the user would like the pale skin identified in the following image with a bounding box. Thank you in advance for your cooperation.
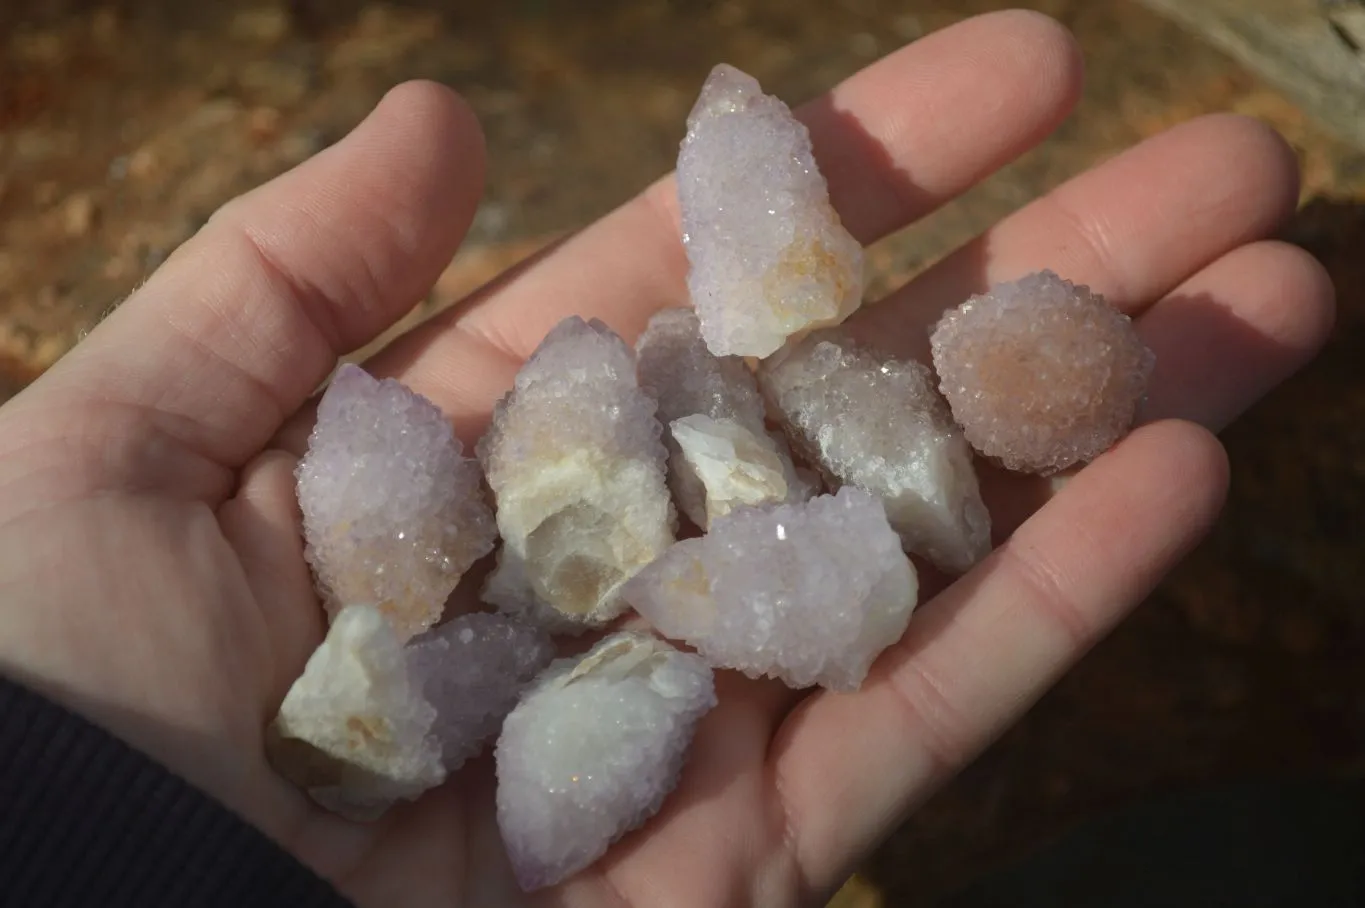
[0,10,1336,908]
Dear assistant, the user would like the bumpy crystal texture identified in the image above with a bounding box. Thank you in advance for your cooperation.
[267,605,444,822]
[929,270,1156,475]
[677,64,864,358]
[759,328,991,574]
[495,632,717,891]
[296,364,496,639]
[623,487,918,691]
[407,612,555,772]
[636,307,816,528]
[478,317,676,632]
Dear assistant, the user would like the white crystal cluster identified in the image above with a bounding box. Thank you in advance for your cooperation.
[269,61,1154,895]
[636,307,815,528]
[678,64,865,358]
[478,318,676,632]
[624,487,917,690]
[296,364,495,639]
[759,329,992,574]
[495,633,716,891]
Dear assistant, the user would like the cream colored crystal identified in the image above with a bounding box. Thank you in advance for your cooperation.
[267,605,444,821]
[478,317,676,632]
[637,308,816,529]
[670,414,796,526]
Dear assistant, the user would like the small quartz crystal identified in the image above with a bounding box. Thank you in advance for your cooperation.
[296,364,496,639]
[677,64,864,358]
[478,317,676,632]
[267,605,444,821]
[407,612,555,772]
[929,270,1155,475]
[623,487,918,691]
[759,328,991,573]
[637,307,816,527]
[495,632,717,891]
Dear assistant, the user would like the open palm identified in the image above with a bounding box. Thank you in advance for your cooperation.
[0,11,1334,908]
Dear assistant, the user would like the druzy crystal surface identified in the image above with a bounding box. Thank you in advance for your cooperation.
[267,605,444,821]
[495,632,717,891]
[623,487,918,691]
[677,64,864,358]
[636,307,815,527]
[296,364,496,639]
[759,329,992,574]
[407,612,555,772]
[478,317,676,632]
[929,270,1156,475]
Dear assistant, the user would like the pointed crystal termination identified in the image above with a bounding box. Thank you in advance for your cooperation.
[406,612,555,772]
[623,487,918,692]
[478,317,676,633]
[758,328,992,574]
[636,307,817,528]
[267,605,445,822]
[929,270,1156,476]
[296,364,496,640]
[677,64,864,359]
[495,632,717,891]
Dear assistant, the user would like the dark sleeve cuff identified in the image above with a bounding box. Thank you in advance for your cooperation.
[0,676,355,908]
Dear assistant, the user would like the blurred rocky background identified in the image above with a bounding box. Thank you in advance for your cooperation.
[2,0,1362,904]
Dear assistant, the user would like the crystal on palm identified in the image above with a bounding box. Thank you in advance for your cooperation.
[623,487,918,691]
[677,64,864,359]
[267,605,444,822]
[478,317,675,632]
[758,328,991,574]
[407,612,555,771]
[636,307,815,527]
[296,364,496,639]
[495,632,717,891]
[929,270,1155,475]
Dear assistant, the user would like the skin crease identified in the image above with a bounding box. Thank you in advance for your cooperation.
[0,9,1337,908]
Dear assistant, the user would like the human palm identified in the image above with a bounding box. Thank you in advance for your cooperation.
[0,11,1335,908]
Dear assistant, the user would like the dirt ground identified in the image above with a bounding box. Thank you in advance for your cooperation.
[2,1,1362,904]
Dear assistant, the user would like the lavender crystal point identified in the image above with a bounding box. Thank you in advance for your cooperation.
[267,605,444,821]
[406,612,555,771]
[929,270,1155,476]
[295,364,496,639]
[678,64,864,358]
[495,632,716,891]
[624,487,918,692]
[637,307,816,528]
[478,317,676,632]
[759,328,991,574]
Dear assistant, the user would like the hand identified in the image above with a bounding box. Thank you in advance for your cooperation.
[0,10,1333,907]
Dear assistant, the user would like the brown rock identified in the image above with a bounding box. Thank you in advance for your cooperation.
[61,193,97,238]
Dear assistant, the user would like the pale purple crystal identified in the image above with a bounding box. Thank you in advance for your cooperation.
[296,364,495,639]
[678,64,864,358]
[407,612,555,771]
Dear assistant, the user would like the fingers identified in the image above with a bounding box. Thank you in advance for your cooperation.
[46,82,485,496]
[853,114,1301,360]
[767,419,1230,897]
[217,450,323,709]
[353,10,1084,423]
[1136,240,1336,430]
